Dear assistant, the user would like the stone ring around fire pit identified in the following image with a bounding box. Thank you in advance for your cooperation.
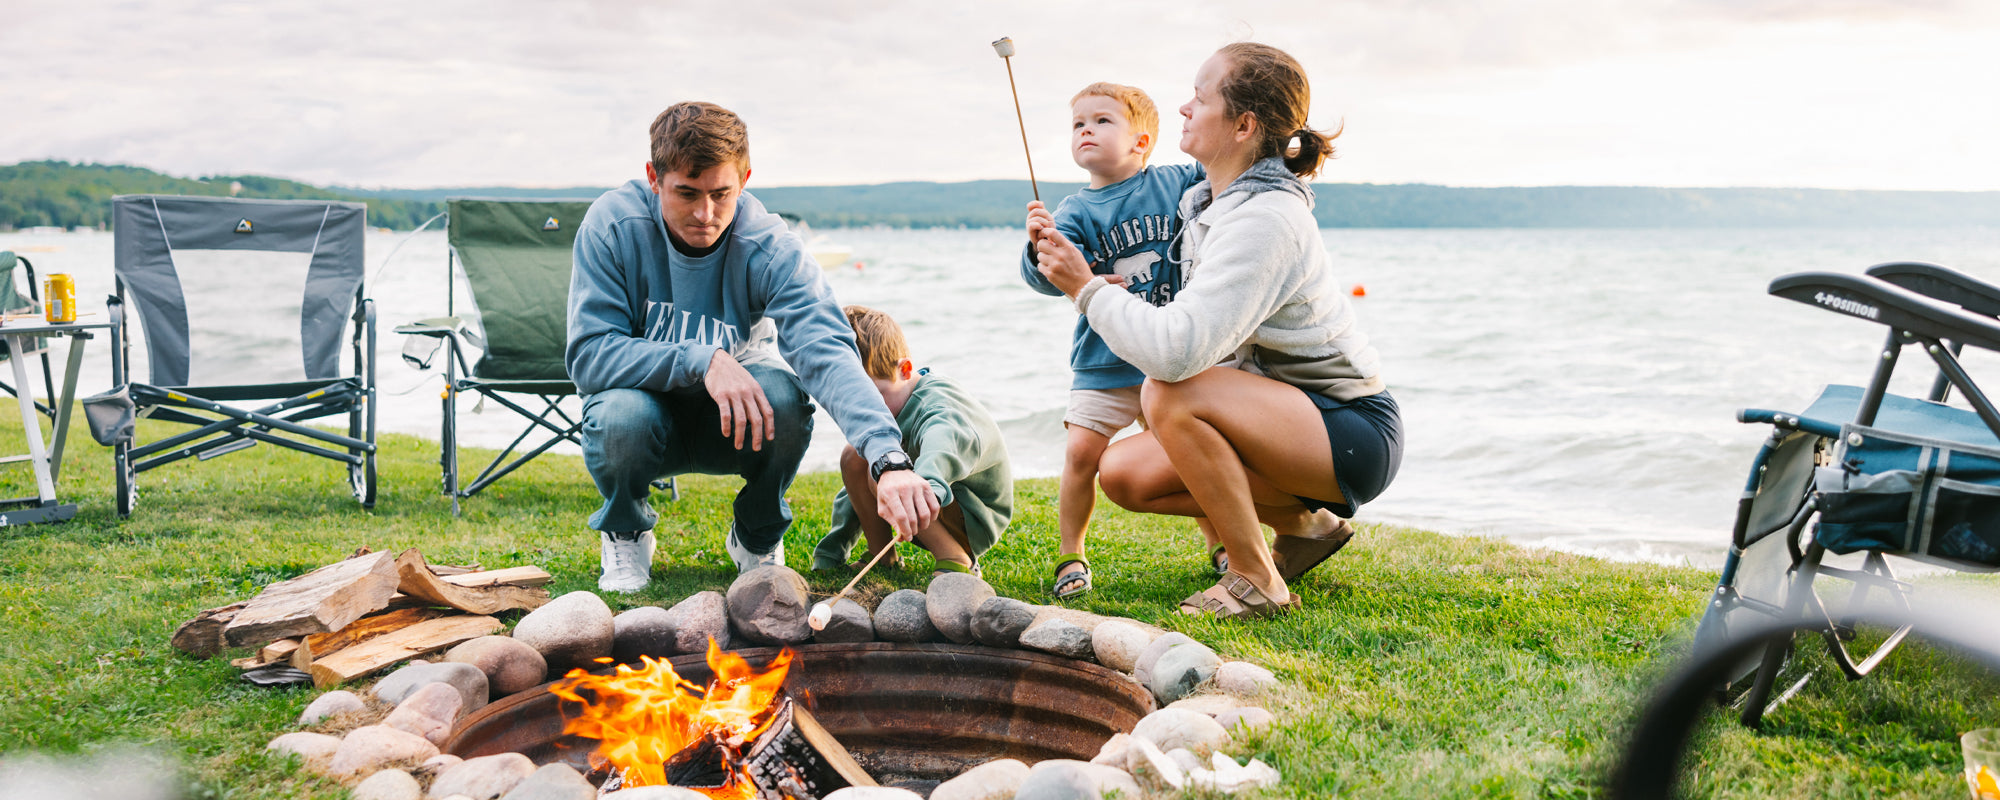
[269,568,1286,798]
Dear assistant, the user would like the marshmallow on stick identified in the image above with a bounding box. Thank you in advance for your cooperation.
[808,537,899,631]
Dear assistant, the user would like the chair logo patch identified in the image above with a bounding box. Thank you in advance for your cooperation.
[542,217,560,231]
[235,219,253,234]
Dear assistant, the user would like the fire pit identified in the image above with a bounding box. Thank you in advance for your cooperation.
[442,641,1157,787]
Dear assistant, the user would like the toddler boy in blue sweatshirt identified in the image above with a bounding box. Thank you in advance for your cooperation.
[1020,82,1203,598]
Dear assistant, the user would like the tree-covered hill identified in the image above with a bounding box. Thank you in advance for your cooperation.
[4,160,1996,231]
[0,161,442,230]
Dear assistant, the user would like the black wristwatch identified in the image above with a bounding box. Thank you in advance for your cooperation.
[870,450,915,482]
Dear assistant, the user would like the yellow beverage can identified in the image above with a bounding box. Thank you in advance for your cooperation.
[43,272,76,323]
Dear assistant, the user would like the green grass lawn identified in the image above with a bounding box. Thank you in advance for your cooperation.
[3,420,1999,799]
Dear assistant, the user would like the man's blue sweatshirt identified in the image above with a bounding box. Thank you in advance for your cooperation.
[565,180,903,465]
[1020,163,1204,390]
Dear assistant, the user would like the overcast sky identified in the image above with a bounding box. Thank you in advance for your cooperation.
[6,0,1998,191]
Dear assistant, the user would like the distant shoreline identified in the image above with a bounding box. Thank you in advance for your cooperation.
[6,160,2000,232]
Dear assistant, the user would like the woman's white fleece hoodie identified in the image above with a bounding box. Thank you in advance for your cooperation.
[1073,158,1384,401]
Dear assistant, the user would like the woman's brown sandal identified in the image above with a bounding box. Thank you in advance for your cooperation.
[1176,570,1302,620]
[1272,517,1355,582]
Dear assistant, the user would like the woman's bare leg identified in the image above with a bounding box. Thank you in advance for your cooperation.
[1106,369,1339,603]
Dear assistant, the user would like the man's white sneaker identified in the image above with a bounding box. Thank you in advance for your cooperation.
[598,530,655,593]
[725,526,784,573]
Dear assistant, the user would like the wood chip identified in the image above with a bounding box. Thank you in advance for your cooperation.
[259,638,301,663]
[439,566,552,589]
[222,551,400,648]
[393,549,550,615]
[306,615,504,688]
[290,607,451,671]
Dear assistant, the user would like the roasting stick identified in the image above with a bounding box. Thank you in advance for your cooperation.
[991,37,1040,203]
[808,537,899,631]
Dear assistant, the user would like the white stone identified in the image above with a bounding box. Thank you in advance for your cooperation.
[446,635,549,698]
[327,726,440,779]
[930,757,1030,800]
[1088,733,1130,766]
[417,754,464,779]
[511,591,616,674]
[428,752,536,799]
[925,572,995,644]
[1216,706,1276,733]
[1131,632,1196,688]
[266,731,341,767]
[820,788,925,800]
[599,787,713,800]
[1166,748,1204,775]
[383,681,463,746]
[497,762,595,800]
[372,662,491,715]
[1214,661,1279,698]
[1124,736,1186,792]
[298,690,366,726]
[1131,708,1230,756]
[352,768,423,800]
[1187,752,1280,794]
[1166,693,1240,718]
[1013,759,1139,800]
[1089,620,1153,673]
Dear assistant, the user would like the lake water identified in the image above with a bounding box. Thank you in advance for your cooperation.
[4,224,1997,567]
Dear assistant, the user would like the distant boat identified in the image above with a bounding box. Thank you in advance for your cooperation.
[779,213,854,269]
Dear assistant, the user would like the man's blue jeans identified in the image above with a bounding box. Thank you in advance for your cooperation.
[580,363,814,554]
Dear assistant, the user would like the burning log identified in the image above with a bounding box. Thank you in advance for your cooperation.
[554,644,875,799]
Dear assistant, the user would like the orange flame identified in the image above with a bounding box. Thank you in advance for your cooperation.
[550,639,794,798]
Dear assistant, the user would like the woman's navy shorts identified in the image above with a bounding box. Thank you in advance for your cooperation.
[1296,389,1402,518]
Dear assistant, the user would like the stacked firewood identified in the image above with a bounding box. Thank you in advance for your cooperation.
[171,548,550,688]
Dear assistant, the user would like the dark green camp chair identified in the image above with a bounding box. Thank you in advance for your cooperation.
[0,251,56,418]
[397,198,674,515]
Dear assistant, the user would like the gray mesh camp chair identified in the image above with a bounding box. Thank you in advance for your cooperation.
[396,198,673,515]
[0,251,56,418]
[108,195,377,517]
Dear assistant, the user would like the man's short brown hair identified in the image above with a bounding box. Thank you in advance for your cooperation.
[650,101,750,179]
[844,305,909,380]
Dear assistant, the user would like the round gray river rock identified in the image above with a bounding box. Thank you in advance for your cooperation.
[929,757,1030,800]
[382,681,462,745]
[498,762,595,800]
[925,572,995,645]
[1090,620,1154,673]
[1130,632,1197,689]
[1131,708,1230,756]
[663,591,732,653]
[326,725,439,779]
[298,689,366,726]
[611,606,677,663]
[429,751,536,799]
[1018,619,1094,660]
[811,597,874,643]
[511,590,616,675]
[873,589,940,643]
[351,768,422,800]
[372,661,490,716]
[970,596,1037,648]
[1148,640,1222,703]
[1012,759,1141,800]
[726,566,814,645]
[445,636,548,698]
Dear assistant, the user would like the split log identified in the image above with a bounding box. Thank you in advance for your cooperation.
[440,566,552,589]
[170,601,247,658]
[289,607,451,671]
[392,549,550,615]
[222,551,400,648]
[307,614,504,688]
[259,638,302,663]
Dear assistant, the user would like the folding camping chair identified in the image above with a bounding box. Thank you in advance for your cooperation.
[106,195,377,517]
[396,198,673,516]
[0,251,56,419]
[1694,260,2000,727]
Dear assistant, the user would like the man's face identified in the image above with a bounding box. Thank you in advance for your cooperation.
[647,162,748,249]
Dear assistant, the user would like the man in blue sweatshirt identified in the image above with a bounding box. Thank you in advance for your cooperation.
[567,101,937,592]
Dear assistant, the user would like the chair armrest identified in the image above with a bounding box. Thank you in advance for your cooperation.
[1864,261,2000,319]
[393,316,463,338]
[1769,271,2000,354]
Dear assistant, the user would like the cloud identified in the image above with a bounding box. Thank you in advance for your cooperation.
[3,0,1997,190]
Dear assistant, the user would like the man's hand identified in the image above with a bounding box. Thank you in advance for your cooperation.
[704,349,775,451]
[1034,228,1100,298]
[874,470,940,541]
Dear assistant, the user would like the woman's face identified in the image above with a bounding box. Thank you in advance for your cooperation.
[1178,52,1242,165]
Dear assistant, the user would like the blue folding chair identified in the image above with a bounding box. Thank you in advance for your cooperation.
[1694,261,2000,727]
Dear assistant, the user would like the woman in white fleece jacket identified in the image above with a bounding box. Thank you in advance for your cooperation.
[1030,42,1403,619]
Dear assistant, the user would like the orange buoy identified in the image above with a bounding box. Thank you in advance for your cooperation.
[854,261,866,271]
[1350,283,1367,297]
